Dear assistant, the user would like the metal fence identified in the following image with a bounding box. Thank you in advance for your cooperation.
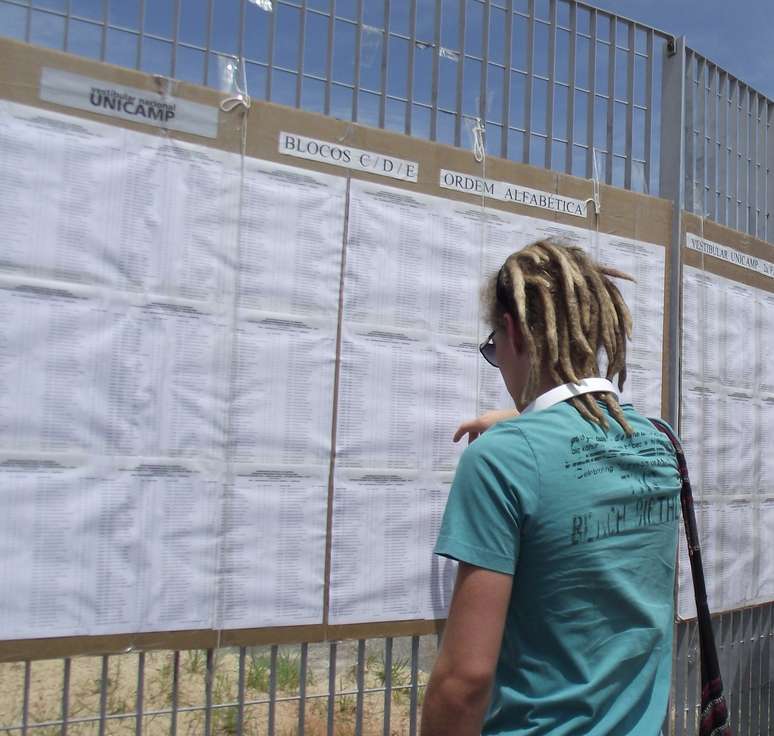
[2,0,771,243]
[0,606,772,734]
[1,1,774,734]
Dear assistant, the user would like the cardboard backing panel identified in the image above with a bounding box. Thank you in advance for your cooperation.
[682,213,774,294]
[0,37,674,660]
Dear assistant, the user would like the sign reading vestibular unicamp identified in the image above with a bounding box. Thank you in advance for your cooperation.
[39,68,219,138]
[279,132,419,182]
[686,233,774,279]
[439,169,588,218]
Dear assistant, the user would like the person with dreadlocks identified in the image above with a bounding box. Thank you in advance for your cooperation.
[420,241,681,736]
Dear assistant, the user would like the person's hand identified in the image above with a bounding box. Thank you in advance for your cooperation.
[453,408,519,444]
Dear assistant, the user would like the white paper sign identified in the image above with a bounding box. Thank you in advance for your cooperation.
[39,68,220,138]
[686,232,774,279]
[279,131,419,182]
[440,168,588,218]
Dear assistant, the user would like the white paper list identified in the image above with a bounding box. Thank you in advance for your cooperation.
[237,159,346,316]
[217,465,328,628]
[329,470,455,624]
[0,101,237,301]
[229,312,336,464]
[0,455,222,638]
[679,266,774,615]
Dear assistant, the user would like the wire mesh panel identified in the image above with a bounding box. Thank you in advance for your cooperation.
[684,48,774,243]
[0,636,439,734]
[0,0,668,195]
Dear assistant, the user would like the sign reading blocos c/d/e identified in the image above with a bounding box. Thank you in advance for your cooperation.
[279,132,419,182]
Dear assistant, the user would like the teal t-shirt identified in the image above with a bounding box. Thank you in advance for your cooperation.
[434,401,680,736]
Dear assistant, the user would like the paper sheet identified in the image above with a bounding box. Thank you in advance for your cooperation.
[217,465,328,629]
[0,455,221,639]
[0,101,237,301]
[0,101,347,638]
[329,470,455,624]
[679,266,774,617]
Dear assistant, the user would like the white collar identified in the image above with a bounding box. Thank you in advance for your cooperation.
[521,377,619,415]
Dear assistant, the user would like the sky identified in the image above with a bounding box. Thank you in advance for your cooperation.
[588,0,774,98]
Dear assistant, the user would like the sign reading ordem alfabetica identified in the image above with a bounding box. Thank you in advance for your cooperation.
[440,168,588,218]
[279,132,419,182]
[39,68,219,138]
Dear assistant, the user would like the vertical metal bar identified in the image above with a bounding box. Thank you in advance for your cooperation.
[688,622,701,732]
[453,0,465,147]
[324,0,335,115]
[379,0,390,128]
[21,661,30,736]
[61,657,71,736]
[750,607,762,735]
[63,1,70,52]
[355,639,366,736]
[24,2,32,44]
[739,85,749,231]
[523,0,535,163]
[98,656,108,736]
[268,645,278,736]
[750,93,759,237]
[264,0,276,98]
[706,65,718,220]
[327,641,337,736]
[695,56,707,214]
[624,23,635,189]
[767,101,774,243]
[728,78,739,229]
[480,0,490,125]
[544,0,557,170]
[658,34,686,431]
[604,16,615,183]
[581,6,592,177]
[135,652,145,736]
[235,648,246,736]
[204,649,214,736]
[673,623,687,736]
[405,0,417,134]
[764,604,773,727]
[352,0,363,120]
[683,51,695,214]
[718,71,729,225]
[502,0,514,158]
[170,652,180,736]
[100,0,108,62]
[643,29,654,191]
[136,0,146,70]
[203,0,213,85]
[740,608,753,735]
[757,95,766,239]
[383,637,393,736]
[429,0,441,140]
[295,0,306,108]
[409,636,420,736]
[298,643,308,734]
[170,0,182,77]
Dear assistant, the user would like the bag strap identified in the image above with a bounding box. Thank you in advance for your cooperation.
[648,418,732,735]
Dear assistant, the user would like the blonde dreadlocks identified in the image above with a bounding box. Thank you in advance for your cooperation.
[486,240,635,435]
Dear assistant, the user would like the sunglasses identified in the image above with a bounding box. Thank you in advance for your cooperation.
[479,330,499,367]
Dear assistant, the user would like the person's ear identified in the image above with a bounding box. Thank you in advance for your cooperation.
[502,313,524,355]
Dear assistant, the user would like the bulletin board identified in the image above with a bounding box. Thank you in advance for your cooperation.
[0,36,674,661]
[677,213,774,620]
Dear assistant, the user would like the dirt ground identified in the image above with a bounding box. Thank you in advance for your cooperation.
[0,637,439,735]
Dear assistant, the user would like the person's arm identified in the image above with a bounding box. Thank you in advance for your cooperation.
[453,408,519,444]
[420,563,513,736]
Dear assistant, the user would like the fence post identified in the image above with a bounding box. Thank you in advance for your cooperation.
[658,34,687,736]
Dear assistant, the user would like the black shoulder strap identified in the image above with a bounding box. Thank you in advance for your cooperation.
[648,418,732,736]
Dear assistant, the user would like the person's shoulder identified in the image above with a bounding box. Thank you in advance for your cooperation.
[459,417,533,464]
